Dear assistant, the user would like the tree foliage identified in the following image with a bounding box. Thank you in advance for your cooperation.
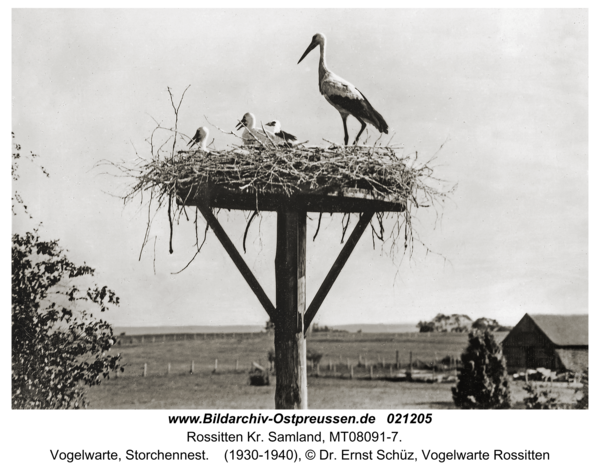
[12,230,122,409]
[451,330,512,409]
[417,313,472,333]
[12,132,49,217]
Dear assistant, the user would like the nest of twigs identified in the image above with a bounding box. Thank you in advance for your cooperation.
[156,143,421,202]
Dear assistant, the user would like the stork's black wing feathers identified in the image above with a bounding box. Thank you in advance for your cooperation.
[276,130,298,142]
[328,90,388,134]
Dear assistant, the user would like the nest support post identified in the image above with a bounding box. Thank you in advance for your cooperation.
[274,209,308,409]
[193,190,381,409]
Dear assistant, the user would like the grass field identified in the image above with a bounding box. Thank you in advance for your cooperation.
[86,331,580,409]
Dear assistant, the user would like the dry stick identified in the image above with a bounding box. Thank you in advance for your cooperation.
[171,220,209,275]
[243,211,259,254]
[167,85,190,160]
[313,212,323,241]
[167,192,174,254]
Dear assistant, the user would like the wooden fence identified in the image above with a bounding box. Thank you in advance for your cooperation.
[116,331,267,345]
[110,350,460,382]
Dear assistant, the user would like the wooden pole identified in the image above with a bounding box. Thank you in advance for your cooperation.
[167,363,171,375]
[274,209,308,409]
[143,363,147,377]
[396,350,400,369]
[190,360,194,374]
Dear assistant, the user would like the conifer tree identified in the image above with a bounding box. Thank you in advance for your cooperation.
[452,330,512,409]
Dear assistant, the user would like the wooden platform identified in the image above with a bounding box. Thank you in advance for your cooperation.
[177,182,406,213]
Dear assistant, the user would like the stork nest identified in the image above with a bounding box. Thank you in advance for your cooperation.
[134,143,435,204]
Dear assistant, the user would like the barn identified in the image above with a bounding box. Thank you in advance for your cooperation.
[501,314,588,373]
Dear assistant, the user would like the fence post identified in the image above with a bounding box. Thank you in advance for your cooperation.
[190,360,195,374]
[167,363,171,375]
[214,359,218,373]
[409,351,413,376]
[143,363,147,377]
[370,365,373,379]
[396,350,399,369]
[236,359,239,372]
[350,365,354,379]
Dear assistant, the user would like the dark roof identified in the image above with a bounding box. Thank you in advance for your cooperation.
[527,314,588,346]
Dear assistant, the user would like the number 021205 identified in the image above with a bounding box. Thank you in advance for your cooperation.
[387,413,432,424]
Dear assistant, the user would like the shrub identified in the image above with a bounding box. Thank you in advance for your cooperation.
[306,348,323,366]
[249,370,270,386]
[523,382,560,409]
[451,330,512,409]
[12,231,121,409]
[574,370,588,409]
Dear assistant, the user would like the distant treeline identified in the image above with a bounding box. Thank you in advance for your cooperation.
[416,314,511,333]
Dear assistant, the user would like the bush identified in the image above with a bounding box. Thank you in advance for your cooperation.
[12,231,121,409]
[451,330,512,409]
[306,348,323,365]
[249,369,270,386]
[523,382,560,409]
[574,370,588,409]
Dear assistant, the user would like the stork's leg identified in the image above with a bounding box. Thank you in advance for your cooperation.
[353,118,367,145]
[340,113,349,145]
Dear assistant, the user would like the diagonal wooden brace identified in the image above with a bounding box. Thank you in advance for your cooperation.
[196,201,277,321]
[304,210,375,334]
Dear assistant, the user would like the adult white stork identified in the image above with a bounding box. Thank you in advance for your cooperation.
[236,112,284,146]
[265,120,299,145]
[298,33,389,146]
[188,126,210,152]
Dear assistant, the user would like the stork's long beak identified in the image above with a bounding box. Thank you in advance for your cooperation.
[236,121,244,131]
[298,40,318,64]
[265,121,275,127]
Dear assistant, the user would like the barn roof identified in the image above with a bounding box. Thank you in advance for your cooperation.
[527,314,588,346]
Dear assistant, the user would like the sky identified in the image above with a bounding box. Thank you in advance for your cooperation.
[11,9,589,329]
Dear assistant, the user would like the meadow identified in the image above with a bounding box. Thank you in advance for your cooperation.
[87,331,580,409]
